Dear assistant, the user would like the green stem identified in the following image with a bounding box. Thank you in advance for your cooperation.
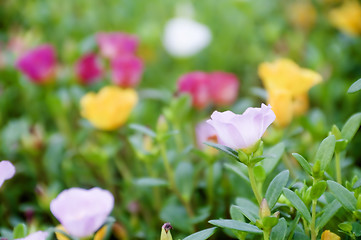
[248,165,262,205]
[263,230,270,240]
[310,199,317,240]
[207,163,214,207]
[159,143,195,219]
[335,151,342,184]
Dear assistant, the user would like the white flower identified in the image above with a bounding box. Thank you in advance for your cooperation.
[163,18,212,58]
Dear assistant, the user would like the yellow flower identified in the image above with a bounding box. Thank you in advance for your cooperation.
[55,225,70,240]
[81,86,138,130]
[329,0,361,36]
[258,59,322,127]
[321,230,341,240]
[287,0,317,31]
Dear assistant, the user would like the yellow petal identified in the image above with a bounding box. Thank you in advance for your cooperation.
[287,0,317,30]
[268,90,293,127]
[94,226,107,240]
[293,93,309,116]
[80,86,138,130]
[329,1,361,36]
[258,58,322,96]
[55,225,70,240]
[321,230,341,240]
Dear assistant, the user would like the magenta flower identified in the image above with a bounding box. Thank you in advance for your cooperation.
[206,104,276,150]
[96,32,138,59]
[209,71,239,106]
[195,121,217,149]
[111,55,143,88]
[50,187,114,238]
[0,160,15,188]
[16,45,56,84]
[75,53,103,85]
[15,231,48,240]
[177,72,211,109]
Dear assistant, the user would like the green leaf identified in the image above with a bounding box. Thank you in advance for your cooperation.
[230,205,245,222]
[341,113,361,142]
[224,163,249,182]
[263,142,285,174]
[327,180,357,212]
[283,188,312,223]
[315,135,336,171]
[183,227,217,240]
[310,181,327,200]
[316,199,342,230]
[204,142,239,161]
[133,178,168,187]
[347,78,361,94]
[13,223,27,239]
[235,198,259,222]
[270,218,287,240]
[292,153,312,176]
[352,222,361,237]
[175,162,195,202]
[353,178,361,189]
[265,170,289,208]
[129,123,156,138]
[208,219,262,234]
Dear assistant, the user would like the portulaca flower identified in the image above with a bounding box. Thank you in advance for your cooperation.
[50,187,114,238]
[0,160,15,188]
[207,104,276,150]
[163,18,212,57]
[15,231,48,240]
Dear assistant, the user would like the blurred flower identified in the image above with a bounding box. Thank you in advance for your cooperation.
[80,86,138,130]
[0,160,15,188]
[178,72,211,109]
[163,18,212,58]
[209,71,239,106]
[75,53,103,84]
[258,58,322,127]
[206,104,275,150]
[287,0,317,31]
[321,230,340,240]
[329,0,361,36]
[16,45,56,84]
[160,223,173,240]
[195,121,217,149]
[111,55,144,87]
[15,231,48,240]
[96,32,138,59]
[50,187,114,238]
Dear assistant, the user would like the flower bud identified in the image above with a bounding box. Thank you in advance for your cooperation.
[321,230,341,240]
[259,198,271,219]
[160,223,173,240]
[16,44,56,84]
[75,53,102,85]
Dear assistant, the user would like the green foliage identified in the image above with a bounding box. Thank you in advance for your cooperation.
[182,227,217,240]
[208,220,263,234]
[327,180,357,212]
[316,135,336,171]
[265,170,289,208]
[348,78,361,94]
[283,188,312,223]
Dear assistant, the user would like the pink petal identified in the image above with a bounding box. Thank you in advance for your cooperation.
[0,160,15,188]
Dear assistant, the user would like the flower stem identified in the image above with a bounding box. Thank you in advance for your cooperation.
[263,229,270,240]
[335,151,342,184]
[207,163,214,207]
[310,199,317,240]
[248,165,262,205]
[160,143,195,219]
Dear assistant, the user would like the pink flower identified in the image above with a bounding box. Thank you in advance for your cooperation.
[195,121,218,149]
[0,160,15,188]
[15,231,48,240]
[111,55,143,88]
[177,72,211,109]
[96,32,138,59]
[50,187,114,238]
[209,72,239,106]
[16,45,56,83]
[75,53,102,84]
[206,104,276,150]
